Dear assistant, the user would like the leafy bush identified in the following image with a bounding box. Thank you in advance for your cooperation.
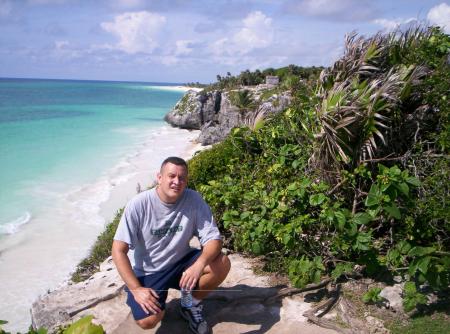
[188,25,450,309]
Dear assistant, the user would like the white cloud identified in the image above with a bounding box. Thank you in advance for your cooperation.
[210,11,274,64]
[0,0,12,17]
[101,11,166,54]
[427,3,450,33]
[234,11,274,53]
[174,40,194,56]
[372,17,417,31]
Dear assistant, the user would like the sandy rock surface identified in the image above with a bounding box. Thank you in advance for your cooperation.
[32,252,338,334]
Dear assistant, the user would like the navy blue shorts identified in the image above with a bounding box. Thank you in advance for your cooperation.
[125,249,201,320]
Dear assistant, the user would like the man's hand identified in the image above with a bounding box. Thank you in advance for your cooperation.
[130,286,161,314]
[179,261,205,291]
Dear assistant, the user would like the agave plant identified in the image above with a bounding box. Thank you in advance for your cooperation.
[243,106,271,131]
[312,26,430,176]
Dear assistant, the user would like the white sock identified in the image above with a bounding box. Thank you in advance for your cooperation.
[192,297,201,306]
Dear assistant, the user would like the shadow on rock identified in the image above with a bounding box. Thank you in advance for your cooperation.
[155,284,284,334]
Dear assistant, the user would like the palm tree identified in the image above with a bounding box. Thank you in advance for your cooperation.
[231,90,256,113]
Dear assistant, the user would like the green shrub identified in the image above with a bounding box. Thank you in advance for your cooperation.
[71,209,123,282]
[188,25,449,311]
[363,287,383,304]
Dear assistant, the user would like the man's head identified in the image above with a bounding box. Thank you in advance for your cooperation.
[156,157,188,203]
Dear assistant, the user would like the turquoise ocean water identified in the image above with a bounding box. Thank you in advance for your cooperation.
[0,78,183,235]
[0,78,192,331]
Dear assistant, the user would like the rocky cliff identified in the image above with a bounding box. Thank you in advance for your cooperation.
[164,87,292,145]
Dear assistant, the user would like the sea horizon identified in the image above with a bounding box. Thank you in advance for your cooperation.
[0,76,200,87]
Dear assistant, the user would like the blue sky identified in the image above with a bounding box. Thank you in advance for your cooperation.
[0,0,449,83]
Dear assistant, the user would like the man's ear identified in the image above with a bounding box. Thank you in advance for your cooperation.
[157,172,162,184]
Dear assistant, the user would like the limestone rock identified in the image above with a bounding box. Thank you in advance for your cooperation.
[165,87,292,145]
[366,315,390,334]
[380,284,404,313]
[30,257,124,333]
[164,90,221,130]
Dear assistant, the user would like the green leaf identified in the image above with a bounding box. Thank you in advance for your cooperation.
[353,212,372,225]
[389,165,402,177]
[387,249,401,266]
[64,316,104,334]
[309,193,326,206]
[348,221,358,237]
[283,234,292,246]
[404,281,417,295]
[403,297,417,312]
[417,256,431,274]
[406,176,420,187]
[397,241,412,255]
[335,211,346,230]
[396,182,409,196]
[365,184,380,206]
[408,246,436,257]
[240,211,251,220]
[331,263,353,280]
[384,204,401,219]
[363,287,382,304]
[0,320,7,325]
[313,269,322,283]
[37,328,48,334]
[252,242,262,255]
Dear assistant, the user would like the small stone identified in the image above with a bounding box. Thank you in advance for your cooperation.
[380,285,404,313]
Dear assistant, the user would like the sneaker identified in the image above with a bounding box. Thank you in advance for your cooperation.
[180,303,212,334]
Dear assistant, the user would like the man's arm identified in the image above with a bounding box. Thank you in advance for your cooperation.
[112,240,161,314]
[179,239,222,290]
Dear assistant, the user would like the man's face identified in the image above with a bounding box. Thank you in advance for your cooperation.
[156,162,188,203]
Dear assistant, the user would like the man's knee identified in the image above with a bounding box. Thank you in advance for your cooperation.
[136,312,164,330]
[211,253,231,278]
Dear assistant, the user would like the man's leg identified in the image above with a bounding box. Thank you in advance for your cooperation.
[136,310,165,330]
[193,253,231,300]
[125,271,171,330]
[179,252,230,334]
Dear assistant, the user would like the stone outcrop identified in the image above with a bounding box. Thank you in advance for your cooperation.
[164,87,292,145]
[164,90,221,130]
[31,247,337,334]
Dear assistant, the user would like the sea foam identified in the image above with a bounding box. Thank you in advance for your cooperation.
[0,211,31,235]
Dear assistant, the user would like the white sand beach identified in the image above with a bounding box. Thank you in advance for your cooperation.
[149,85,204,93]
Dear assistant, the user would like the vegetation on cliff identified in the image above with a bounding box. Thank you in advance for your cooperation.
[188,25,450,322]
[211,65,324,90]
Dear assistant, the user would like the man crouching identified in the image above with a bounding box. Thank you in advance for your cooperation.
[112,156,230,333]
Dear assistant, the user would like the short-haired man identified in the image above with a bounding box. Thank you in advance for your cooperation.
[112,157,230,334]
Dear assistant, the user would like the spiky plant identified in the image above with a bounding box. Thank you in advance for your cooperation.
[243,107,271,131]
[231,89,256,113]
[312,26,431,177]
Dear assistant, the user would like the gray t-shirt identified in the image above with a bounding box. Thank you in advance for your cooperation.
[114,188,221,276]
